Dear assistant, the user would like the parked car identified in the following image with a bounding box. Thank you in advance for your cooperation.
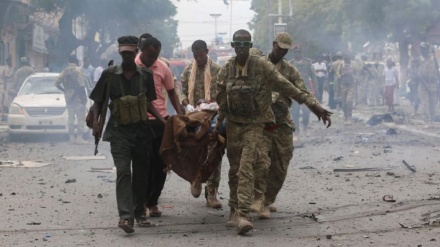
[7,73,93,139]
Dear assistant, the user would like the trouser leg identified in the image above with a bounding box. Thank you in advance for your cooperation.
[111,142,135,220]
[264,125,294,205]
[146,119,166,207]
[131,138,152,218]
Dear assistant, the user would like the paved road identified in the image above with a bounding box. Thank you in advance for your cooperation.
[1,99,440,247]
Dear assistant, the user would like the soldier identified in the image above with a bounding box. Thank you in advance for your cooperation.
[250,32,315,218]
[55,55,89,144]
[180,40,223,208]
[328,52,343,110]
[290,45,317,137]
[12,57,35,98]
[336,54,356,124]
[87,36,166,233]
[135,36,183,218]
[418,42,439,122]
[214,29,331,234]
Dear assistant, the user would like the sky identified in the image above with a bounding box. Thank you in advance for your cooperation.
[171,0,255,49]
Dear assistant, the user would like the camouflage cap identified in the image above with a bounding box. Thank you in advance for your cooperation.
[274,32,292,49]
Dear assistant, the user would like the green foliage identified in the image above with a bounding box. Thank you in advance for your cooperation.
[250,0,440,58]
[29,0,179,68]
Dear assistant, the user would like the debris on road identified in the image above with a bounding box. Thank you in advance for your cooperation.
[63,156,106,160]
[299,166,316,170]
[0,160,51,168]
[333,156,343,161]
[26,222,41,225]
[334,168,380,172]
[383,195,396,202]
[402,160,416,172]
[386,128,398,135]
[88,167,116,173]
[65,179,76,183]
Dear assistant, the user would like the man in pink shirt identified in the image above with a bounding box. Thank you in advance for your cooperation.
[135,35,183,217]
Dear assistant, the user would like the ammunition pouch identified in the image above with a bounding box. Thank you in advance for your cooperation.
[110,93,148,125]
[226,83,260,117]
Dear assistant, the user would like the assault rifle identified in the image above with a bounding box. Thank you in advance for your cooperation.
[94,59,114,155]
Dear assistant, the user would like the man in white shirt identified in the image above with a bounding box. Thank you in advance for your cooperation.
[383,59,400,112]
[312,56,327,103]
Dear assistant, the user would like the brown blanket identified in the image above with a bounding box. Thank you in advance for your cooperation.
[160,110,225,184]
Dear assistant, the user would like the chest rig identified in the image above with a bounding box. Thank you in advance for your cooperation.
[108,70,148,125]
[226,56,260,117]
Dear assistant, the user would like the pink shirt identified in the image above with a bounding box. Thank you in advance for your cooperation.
[135,53,174,118]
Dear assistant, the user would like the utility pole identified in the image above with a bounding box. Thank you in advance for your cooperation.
[210,13,222,42]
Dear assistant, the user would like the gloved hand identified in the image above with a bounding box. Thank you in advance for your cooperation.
[185,104,195,113]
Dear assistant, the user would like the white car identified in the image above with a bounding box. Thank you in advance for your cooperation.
[7,73,93,139]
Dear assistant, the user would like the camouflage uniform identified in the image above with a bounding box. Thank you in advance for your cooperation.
[12,65,35,96]
[418,58,439,121]
[365,64,382,106]
[215,55,318,217]
[181,59,220,105]
[180,59,222,192]
[256,55,309,208]
[336,61,355,120]
[290,58,316,132]
[55,63,88,135]
[330,59,343,106]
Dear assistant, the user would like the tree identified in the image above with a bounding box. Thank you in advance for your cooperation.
[29,0,179,71]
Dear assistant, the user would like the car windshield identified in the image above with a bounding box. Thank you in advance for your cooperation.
[18,77,62,96]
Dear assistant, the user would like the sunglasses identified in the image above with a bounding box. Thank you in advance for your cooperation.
[231,41,252,48]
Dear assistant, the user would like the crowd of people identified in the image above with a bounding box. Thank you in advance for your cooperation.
[0,29,438,236]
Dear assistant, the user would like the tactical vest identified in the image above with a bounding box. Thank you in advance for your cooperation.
[108,69,148,125]
[226,56,262,117]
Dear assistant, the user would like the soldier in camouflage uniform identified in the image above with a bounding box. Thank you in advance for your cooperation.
[250,33,314,219]
[290,46,317,137]
[418,42,439,122]
[180,40,223,209]
[329,52,343,110]
[214,29,332,235]
[336,55,356,124]
[12,57,35,98]
[55,55,88,144]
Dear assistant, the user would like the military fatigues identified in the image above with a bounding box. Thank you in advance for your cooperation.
[329,59,343,108]
[216,55,318,217]
[257,55,308,207]
[89,65,157,221]
[336,61,355,120]
[290,58,316,132]
[55,63,88,135]
[180,59,222,190]
[12,65,35,96]
[408,58,421,112]
[418,58,439,121]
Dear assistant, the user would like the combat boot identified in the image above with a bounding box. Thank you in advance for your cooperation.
[205,186,222,209]
[250,193,263,213]
[190,180,202,198]
[226,208,238,228]
[258,206,271,219]
[268,203,277,212]
[69,134,76,144]
[236,215,253,234]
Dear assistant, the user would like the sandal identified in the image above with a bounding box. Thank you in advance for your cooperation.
[148,205,162,217]
[118,219,134,233]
